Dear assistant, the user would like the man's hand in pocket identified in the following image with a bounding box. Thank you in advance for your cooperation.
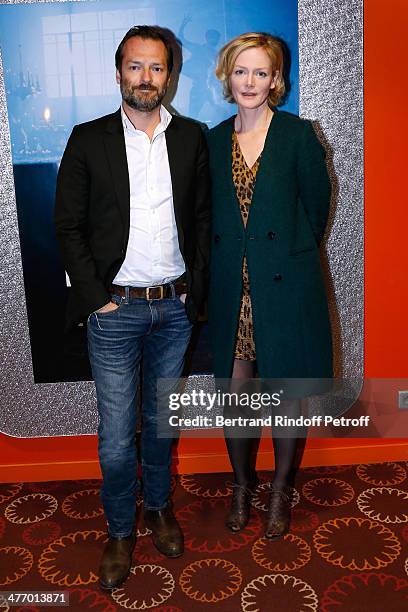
[96,301,119,313]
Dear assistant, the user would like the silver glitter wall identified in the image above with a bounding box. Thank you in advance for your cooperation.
[0,0,363,437]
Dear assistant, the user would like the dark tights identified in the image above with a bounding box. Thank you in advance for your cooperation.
[224,359,300,489]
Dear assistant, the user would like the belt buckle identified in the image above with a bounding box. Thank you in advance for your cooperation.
[146,285,164,300]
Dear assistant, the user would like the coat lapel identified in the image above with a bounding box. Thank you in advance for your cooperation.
[247,109,282,229]
[226,116,246,230]
[103,109,130,230]
[221,113,282,232]
[165,118,185,251]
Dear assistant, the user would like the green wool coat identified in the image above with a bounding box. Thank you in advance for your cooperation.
[207,109,333,381]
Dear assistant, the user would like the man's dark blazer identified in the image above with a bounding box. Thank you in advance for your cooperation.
[54,108,211,329]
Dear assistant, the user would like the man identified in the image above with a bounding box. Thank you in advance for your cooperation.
[55,26,210,589]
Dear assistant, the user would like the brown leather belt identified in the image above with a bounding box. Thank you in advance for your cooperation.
[109,282,187,300]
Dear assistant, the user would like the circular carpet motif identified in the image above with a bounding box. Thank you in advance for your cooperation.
[62,489,103,520]
[356,462,406,486]
[38,530,107,586]
[313,517,401,570]
[5,494,58,524]
[241,573,318,611]
[179,558,242,603]
[111,564,174,609]
[22,520,61,546]
[291,508,320,532]
[320,573,408,611]
[0,546,33,586]
[357,487,408,523]
[303,478,354,506]
[252,533,312,571]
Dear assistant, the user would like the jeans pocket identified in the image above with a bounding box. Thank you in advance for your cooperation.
[87,296,122,326]
[174,295,188,312]
[94,305,121,316]
[96,294,123,314]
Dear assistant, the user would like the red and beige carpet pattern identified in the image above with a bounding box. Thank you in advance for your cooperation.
[0,461,407,610]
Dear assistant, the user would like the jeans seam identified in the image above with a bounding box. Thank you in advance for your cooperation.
[147,301,154,335]
[94,312,102,330]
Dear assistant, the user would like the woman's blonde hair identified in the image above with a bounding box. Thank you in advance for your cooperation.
[215,32,285,107]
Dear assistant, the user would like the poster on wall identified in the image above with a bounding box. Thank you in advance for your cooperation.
[0,0,298,384]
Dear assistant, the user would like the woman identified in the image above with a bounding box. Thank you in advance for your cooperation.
[207,33,332,539]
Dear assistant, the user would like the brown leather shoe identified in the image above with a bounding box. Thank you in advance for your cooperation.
[99,533,136,590]
[225,482,256,532]
[265,485,292,540]
[144,504,183,558]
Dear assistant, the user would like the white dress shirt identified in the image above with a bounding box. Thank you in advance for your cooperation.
[113,105,185,287]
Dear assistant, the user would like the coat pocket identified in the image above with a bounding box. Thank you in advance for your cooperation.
[288,245,318,257]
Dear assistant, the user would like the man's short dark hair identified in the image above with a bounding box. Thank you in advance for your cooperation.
[115,25,174,75]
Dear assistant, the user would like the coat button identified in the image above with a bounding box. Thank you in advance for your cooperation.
[274,273,282,281]
[267,231,276,239]
[214,235,221,243]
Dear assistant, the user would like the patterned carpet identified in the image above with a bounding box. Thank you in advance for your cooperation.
[0,461,407,611]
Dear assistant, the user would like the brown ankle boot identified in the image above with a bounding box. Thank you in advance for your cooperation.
[225,481,256,532]
[143,504,184,558]
[99,532,136,589]
[265,485,292,540]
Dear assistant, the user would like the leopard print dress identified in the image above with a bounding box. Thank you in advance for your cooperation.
[232,130,261,361]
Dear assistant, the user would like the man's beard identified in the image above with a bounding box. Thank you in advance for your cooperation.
[120,79,167,112]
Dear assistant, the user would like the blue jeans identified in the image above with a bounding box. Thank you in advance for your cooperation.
[87,288,192,537]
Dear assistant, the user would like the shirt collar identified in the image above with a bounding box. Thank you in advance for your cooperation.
[121,104,172,137]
